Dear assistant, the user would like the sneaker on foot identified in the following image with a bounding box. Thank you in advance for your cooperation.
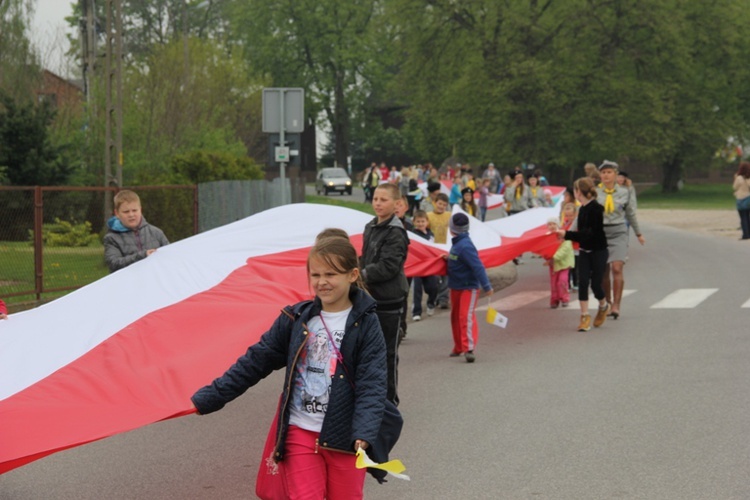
[439,302,450,310]
[577,314,592,332]
[426,307,435,316]
[561,302,569,308]
[412,315,421,321]
[465,351,476,363]
[593,303,610,328]
[449,351,462,357]
[550,301,559,309]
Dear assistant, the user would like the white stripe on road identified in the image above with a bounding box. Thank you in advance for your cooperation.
[567,290,637,310]
[742,297,750,308]
[650,289,718,309]
[476,291,550,312]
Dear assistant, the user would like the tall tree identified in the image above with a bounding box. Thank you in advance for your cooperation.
[0,92,73,185]
[67,0,229,61]
[388,0,750,187]
[107,38,266,183]
[227,0,392,169]
[0,0,40,100]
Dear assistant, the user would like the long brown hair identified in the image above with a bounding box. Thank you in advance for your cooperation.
[574,177,597,200]
[738,162,750,179]
[307,236,367,291]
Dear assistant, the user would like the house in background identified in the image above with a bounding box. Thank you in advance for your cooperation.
[35,69,83,114]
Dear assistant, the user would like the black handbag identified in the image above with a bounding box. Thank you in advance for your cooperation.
[365,398,403,483]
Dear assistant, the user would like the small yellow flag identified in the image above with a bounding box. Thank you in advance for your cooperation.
[486,306,508,328]
[355,448,410,481]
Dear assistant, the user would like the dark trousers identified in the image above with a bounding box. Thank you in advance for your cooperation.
[577,249,608,302]
[376,308,401,406]
[407,196,419,216]
[569,254,579,288]
[739,208,750,239]
[412,276,438,316]
[399,278,412,340]
[436,275,450,307]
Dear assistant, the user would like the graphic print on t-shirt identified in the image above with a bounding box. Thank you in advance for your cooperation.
[289,308,349,433]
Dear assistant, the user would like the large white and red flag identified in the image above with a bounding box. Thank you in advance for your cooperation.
[0,197,563,474]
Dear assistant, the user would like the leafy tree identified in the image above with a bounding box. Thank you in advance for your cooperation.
[0,0,41,100]
[73,38,267,184]
[0,92,73,185]
[387,0,750,189]
[226,0,393,170]
[388,0,583,170]
[65,0,230,62]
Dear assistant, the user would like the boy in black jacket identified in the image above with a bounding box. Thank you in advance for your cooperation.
[361,183,410,405]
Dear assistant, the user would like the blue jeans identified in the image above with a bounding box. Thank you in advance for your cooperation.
[738,208,750,239]
[479,206,487,221]
[412,276,439,316]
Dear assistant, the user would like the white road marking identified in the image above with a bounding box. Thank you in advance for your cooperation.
[742,298,750,308]
[476,291,550,312]
[566,290,637,310]
[650,289,718,309]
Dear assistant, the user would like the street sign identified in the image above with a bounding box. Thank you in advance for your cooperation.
[262,88,304,133]
[275,146,290,162]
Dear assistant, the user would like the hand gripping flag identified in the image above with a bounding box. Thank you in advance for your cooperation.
[356,447,410,481]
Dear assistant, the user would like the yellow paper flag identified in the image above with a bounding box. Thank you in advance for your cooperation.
[355,448,410,481]
[486,306,508,328]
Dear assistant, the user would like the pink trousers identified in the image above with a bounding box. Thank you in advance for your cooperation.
[283,425,366,500]
[549,267,570,305]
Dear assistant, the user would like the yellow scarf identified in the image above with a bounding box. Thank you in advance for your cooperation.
[530,187,537,198]
[599,183,615,214]
[515,186,521,200]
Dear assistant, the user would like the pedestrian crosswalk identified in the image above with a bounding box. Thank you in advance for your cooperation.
[476,288,738,312]
[650,289,718,309]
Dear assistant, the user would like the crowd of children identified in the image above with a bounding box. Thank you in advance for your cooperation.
[357,159,644,340]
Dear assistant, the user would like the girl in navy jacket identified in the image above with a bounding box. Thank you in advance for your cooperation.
[192,236,387,498]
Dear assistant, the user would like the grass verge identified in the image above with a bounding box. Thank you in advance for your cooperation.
[0,242,108,308]
[636,183,735,210]
[305,195,375,215]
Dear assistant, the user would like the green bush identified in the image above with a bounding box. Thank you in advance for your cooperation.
[29,218,99,247]
[170,150,265,184]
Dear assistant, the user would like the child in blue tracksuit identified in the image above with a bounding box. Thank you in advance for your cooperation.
[446,213,493,363]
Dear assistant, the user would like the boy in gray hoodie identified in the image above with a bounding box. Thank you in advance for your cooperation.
[104,190,169,273]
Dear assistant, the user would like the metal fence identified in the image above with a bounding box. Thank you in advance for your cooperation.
[198,177,305,232]
[0,186,197,310]
[0,179,304,311]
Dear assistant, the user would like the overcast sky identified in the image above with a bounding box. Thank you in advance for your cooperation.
[31,0,75,74]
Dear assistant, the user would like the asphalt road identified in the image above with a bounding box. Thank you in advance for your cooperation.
[2,216,749,499]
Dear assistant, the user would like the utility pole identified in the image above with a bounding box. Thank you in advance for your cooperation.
[79,0,97,108]
[104,0,123,216]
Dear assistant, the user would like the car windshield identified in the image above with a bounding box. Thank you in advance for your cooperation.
[322,168,348,178]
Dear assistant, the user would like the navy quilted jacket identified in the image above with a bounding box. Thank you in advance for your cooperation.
[191,287,387,461]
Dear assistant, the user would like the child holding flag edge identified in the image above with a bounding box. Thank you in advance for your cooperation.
[191,236,391,498]
[446,212,493,363]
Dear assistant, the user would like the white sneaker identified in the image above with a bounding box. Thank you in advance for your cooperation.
[426,307,435,317]
[412,315,421,321]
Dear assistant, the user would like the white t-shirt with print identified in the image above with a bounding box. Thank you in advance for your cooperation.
[289,307,350,433]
